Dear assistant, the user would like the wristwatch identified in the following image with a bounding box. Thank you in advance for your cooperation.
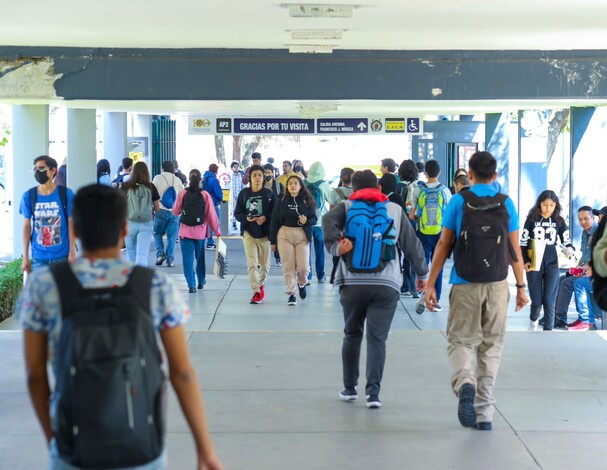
[515,283,526,289]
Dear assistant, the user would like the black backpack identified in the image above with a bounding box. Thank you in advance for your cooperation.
[180,189,206,226]
[591,215,607,310]
[49,262,166,469]
[453,191,513,282]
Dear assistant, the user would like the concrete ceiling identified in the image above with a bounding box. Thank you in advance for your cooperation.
[4,1,607,115]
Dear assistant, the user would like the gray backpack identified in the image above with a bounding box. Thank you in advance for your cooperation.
[50,262,166,468]
[127,184,153,222]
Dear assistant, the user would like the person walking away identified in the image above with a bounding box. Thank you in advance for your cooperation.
[424,151,528,431]
[520,190,571,330]
[203,163,224,249]
[123,161,160,267]
[173,159,188,185]
[305,161,332,283]
[152,160,184,267]
[112,157,133,188]
[322,169,428,409]
[229,161,245,233]
[20,155,76,273]
[378,173,406,210]
[329,167,354,210]
[172,169,221,293]
[17,183,223,470]
[234,165,276,304]
[269,175,317,306]
[264,163,283,267]
[397,159,422,297]
[409,159,452,310]
[97,159,112,186]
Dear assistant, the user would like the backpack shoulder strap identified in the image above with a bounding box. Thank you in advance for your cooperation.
[58,185,69,222]
[335,187,346,201]
[125,266,154,315]
[419,181,428,189]
[28,187,37,218]
[50,261,84,319]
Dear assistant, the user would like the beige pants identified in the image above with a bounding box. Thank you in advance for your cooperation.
[243,231,271,293]
[447,280,510,423]
[277,226,310,295]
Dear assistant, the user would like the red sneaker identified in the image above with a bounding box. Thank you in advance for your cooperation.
[568,322,594,331]
[250,292,262,304]
[567,319,582,328]
[259,285,265,301]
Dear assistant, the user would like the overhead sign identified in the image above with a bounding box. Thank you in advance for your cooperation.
[234,118,315,134]
[317,118,368,134]
[188,116,424,135]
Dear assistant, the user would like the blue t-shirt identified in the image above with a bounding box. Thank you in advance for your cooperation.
[443,184,519,285]
[19,186,75,261]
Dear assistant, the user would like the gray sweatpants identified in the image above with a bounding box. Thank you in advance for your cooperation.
[339,284,400,396]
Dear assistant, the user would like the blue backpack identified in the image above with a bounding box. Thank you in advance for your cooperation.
[344,200,396,272]
[159,175,177,209]
[305,180,324,210]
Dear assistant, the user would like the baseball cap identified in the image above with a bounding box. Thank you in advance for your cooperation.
[592,206,607,216]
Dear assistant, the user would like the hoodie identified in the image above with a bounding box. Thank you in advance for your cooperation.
[304,161,332,227]
[322,187,428,293]
[203,170,223,206]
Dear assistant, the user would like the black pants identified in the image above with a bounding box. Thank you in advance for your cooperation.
[526,261,560,329]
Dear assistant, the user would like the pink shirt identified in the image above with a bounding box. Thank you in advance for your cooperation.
[172,189,221,240]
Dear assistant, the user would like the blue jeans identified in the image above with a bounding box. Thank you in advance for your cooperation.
[207,204,221,246]
[417,231,443,301]
[32,256,68,271]
[125,220,153,266]
[555,275,576,324]
[153,210,179,262]
[180,237,206,289]
[573,276,595,324]
[308,226,325,281]
[526,261,560,329]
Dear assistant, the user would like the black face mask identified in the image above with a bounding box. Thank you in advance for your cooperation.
[293,166,303,172]
[34,171,50,185]
[264,175,272,182]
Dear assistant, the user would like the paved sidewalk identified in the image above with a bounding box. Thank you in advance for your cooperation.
[2,239,607,469]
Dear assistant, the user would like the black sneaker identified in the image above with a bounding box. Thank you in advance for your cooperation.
[166,260,174,267]
[457,383,476,428]
[339,388,357,402]
[538,317,545,326]
[298,284,307,300]
[553,322,568,330]
[188,287,197,294]
[288,295,297,306]
[155,255,165,266]
[476,422,492,431]
[366,395,382,409]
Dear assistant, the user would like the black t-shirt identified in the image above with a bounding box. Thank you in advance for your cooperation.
[234,187,275,238]
[520,216,570,265]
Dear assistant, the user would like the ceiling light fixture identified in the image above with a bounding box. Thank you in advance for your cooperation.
[290,29,344,40]
[288,44,334,54]
[285,3,356,18]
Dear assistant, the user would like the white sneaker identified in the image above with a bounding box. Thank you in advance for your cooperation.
[529,320,539,331]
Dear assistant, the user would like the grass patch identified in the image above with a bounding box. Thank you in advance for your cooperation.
[0,259,22,322]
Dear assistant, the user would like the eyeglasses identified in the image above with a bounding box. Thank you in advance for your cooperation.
[32,166,49,173]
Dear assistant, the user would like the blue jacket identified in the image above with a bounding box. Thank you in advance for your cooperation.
[202,171,223,206]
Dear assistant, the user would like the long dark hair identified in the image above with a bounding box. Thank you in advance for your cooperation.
[398,159,418,183]
[285,174,315,208]
[123,161,154,192]
[527,190,564,223]
[97,158,111,178]
[188,169,202,192]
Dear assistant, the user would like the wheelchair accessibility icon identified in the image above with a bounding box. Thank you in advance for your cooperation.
[406,118,420,133]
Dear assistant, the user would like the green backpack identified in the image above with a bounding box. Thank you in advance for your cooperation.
[416,183,446,235]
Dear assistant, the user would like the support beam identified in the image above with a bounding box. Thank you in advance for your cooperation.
[11,105,49,258]
[67,108,96,191]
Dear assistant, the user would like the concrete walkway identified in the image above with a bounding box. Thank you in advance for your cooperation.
[2,239,607,469]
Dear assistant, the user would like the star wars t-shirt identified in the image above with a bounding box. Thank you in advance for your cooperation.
[20,186,74,261]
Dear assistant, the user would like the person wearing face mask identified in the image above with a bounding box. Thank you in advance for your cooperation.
[291,159,308,179]
[269,175,317,306]
[20,155,76,273]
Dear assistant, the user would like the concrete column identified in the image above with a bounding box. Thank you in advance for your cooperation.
[103,112,127,178]
[67,108,97,191]
[570,106,607,244]
[11,105,49,258]
[485,113,510,194]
